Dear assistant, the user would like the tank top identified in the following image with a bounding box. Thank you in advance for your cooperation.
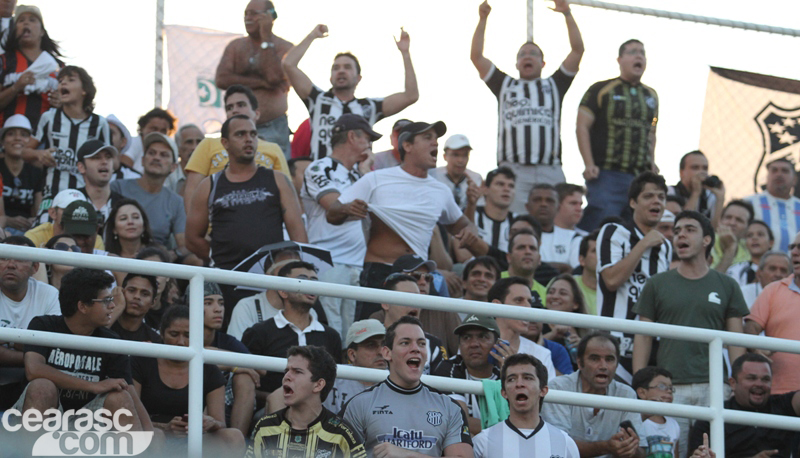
[208,167,283,269]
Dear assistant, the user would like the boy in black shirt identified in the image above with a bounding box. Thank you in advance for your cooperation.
[18,268,151,432]
[110,273,162,343]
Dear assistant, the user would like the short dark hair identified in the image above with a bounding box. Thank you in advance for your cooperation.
[59,268,114,317]
[224,84,259,110]
[748,220,774,242]
[767,157,795,172]
[488,276,531,304]
[731,352,771,380]
[288,157,313,177]
[508,229,537,253]
[555,183,584,204]
[220,114,252,140]
[160,304,190,335]
[631,366,673,393]
[462,256,500,281]
[3,235,35,248]
[579,230,599,258]
[722,199,755,224]
[383,273,417,292]
[122,273,158,298]
[277,260,317,278]
[679,150,705,170]
[528,183,557,202]
[384,315,423,350]
[576,332,620,363]
[287,345,338,402]
[628,171,667,202]
[59,66,97,114]
[137,108,176,135]
[501,353,548,391]
[510,214,542,243]
[485,167,516,187]
[333,52,361,75]
[517,41,544,60]
[666,194,685,209]
[135,245,170,263]
[618,39,643,57]
[674,210,715,257]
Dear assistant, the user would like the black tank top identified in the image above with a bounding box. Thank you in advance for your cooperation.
[208,167,283,269]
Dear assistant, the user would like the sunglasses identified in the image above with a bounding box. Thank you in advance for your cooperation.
[53,242,81,253]
[408,271,434,284]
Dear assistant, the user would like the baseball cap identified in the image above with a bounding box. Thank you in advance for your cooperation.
[454,314,500,336]
[397,121,447,155]
[143,132,178,162]
[0,114,32,139]
[61,201,98,236]
[331,114,382,142]
[391,254,437,274]
[106,114,132,154]
[51,189,87,210]
[77,139,119,162]
[345,319,386,347]
[444,134,471,151]
[15,5,43,24]
[660,209,676,223]
[392,118,412,132]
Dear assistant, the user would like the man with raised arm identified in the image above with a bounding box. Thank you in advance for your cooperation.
[216,0,293,157]
[282,24,418,160]
[471,0,584,214]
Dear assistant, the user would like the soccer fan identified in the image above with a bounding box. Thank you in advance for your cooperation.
[632,367,680,458]
[24,66,109,223]
[542,332,646,457]
[429,134,482,213]
[472,167,515,251]
[527,183,580,270]
[460,256,501,316]
[119,107,175,173]
[24,188,103,249]
[575,230,598,315]
[726,220,773,286]
[473,354,579,458]
[373,118,411,170]
[109,273,162,343]
[340,316,473,457]
[503,229,548,302]
[554,183,585,235]
[76,139,123,225]
[576,39,658,232]
[711,200,754,273]
[668,151,724,227]
[471,0,584,213]
[215,0,293,157]
[596,172,671,383]
[744,158,800,252]
[0,114,42,235]
[164,123,204,196]
[740,250,790,308]
[106,114,141,180]
[248,345,367,457]
[282,24,418,160]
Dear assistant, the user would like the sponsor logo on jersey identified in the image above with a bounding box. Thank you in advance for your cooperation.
[426,411,442,426]
[372,405,393,415]
[377,428,437,450]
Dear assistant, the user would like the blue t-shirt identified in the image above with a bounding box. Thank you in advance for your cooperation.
[110,179,186,246]
[543,338,573,375]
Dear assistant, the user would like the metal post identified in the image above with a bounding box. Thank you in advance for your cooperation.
[527,0,534,41]
[187,274,205,456]
[708,338,725,456]
[154,0,165,107]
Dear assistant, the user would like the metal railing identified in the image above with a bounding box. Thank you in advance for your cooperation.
[1,244,799,456]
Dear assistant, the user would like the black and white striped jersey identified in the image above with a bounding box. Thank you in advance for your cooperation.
[35,108,109,221]
[484,64,575,166]
[304,84,384,160]
[475,206,514,251]
[596,221,672,382]
[473,419,579,458]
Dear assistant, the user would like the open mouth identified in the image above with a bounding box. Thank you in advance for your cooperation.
[98,167,110,174]
[407,358,421,369]
[429,149,437,159]
[60,88,70,96]
[633,62,643,70]
[283,385,294,396]
[595,373,609,383]
[676,242,690,250]
[406,310,419,318]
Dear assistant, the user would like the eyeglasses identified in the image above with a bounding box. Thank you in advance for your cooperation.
[409,271,434,284]
[92,297,115,307]
[647,383,676,393]
[53,242,81,253]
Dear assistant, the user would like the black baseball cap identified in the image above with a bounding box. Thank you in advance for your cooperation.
[331,114,382,141]
[391,254,437,273]
[62,201,99,236]
[77,139,119,162]
[397,121,447,155]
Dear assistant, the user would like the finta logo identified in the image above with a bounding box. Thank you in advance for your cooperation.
[372,404,393,415]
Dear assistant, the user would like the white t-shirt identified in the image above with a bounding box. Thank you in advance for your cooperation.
[122,136,145,174]
[642,417,680,457]
[540,226,581,267]
[518,336,557,382]
[741,282,763,310]
[301,157,366,267]
[338,166,463,260]
[0,279,60,331]
[428,167,483,212]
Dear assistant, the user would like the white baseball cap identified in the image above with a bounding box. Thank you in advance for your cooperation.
[660,209,676,223]
[106,114,132,154]
[444,134,471,151]
[1,114,32,139]
[51,189,87,210]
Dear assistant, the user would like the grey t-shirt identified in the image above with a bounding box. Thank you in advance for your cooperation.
[111,179,186,246]
[540,370,646,458]
[323,377,371,414]
[340,378,472,457]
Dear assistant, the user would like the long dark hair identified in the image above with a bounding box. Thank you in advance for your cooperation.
[5,16,63,60]
[103,198,153,256]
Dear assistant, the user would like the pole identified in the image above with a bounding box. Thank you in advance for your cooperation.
[708,338,725,456]
[527,0,534,41]
[154,0,165,107]
[187,274,205,456]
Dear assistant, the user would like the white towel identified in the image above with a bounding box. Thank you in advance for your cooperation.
[3,50,59,94]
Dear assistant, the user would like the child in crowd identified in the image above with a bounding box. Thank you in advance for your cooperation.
[633,366,680,458]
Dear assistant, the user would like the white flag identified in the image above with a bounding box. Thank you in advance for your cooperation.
[165,25,241,134]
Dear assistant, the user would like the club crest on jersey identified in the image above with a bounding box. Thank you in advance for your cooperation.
[426,411,442,426]
[754,102,800,192]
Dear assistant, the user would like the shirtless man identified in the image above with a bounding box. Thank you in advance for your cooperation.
[327,121,477,320]
[215,0,292,157]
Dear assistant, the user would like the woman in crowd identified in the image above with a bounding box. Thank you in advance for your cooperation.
[543,273,590,367]
[104,198,154,284]
[42,233,79,289]
[132,305,244,454]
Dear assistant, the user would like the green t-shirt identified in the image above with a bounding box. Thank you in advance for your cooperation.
[574,275,597,316]
[632,269,749,384]
[501,271,547,306]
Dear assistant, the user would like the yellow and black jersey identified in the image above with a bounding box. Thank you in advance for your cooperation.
[247,407,366,458]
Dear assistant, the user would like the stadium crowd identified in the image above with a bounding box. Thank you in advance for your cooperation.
[0,0,797,457]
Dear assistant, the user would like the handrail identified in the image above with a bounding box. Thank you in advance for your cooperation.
[2,244,799,455]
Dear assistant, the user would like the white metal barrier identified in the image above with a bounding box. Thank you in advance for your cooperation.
[1,244,799,456]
